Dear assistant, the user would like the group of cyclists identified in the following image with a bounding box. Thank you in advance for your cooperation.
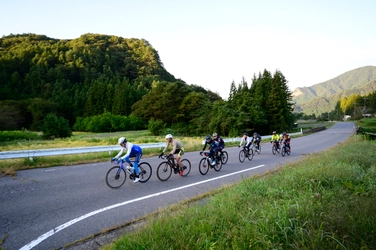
[111,131,291,182]
[270,131,291,151]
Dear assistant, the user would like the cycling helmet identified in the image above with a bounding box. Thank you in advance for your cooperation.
[212,132,218,137]
[272,131,276,134]
[283,131,286,135]
[243,132,248,136]
[165,134,173,139]
[118,137,127,145]
[205,134,211,140]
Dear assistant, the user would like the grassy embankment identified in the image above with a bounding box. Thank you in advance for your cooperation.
[101,135,375,250]
[0,121,335,176]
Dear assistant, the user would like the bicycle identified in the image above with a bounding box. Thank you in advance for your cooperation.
[281,141,291,157]
[252,143,261,154]
[217,149,228,164]
[271,140,281,155]
[199,151,223,175]
[156,153,191,181]
[105,159,152,189]
[238,146,253,163]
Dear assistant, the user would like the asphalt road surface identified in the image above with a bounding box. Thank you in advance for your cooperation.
[0,122,356,250]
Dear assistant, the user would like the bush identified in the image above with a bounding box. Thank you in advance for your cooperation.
[41,114,72,139]
[73,113,146,132]
[148,119,165,135]
[0,130,42,142]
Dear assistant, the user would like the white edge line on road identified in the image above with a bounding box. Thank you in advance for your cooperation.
[20,164,265,250]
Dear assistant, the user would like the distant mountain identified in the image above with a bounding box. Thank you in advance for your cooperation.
[292,66,376,115]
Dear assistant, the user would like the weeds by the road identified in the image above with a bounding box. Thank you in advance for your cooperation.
[102,137,376,249]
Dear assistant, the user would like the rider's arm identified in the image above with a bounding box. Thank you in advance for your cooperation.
[114,147,125,159]
[162,141,169,154]
[202,141,208,151]
[239,137,244,146]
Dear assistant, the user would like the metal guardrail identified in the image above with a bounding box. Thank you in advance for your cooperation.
[0,131,303,160]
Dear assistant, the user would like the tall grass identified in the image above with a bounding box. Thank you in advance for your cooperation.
[102,138,376,250]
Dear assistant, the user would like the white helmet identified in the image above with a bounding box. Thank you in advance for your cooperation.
[165,134,173,139]
[118,137,127,145]
[212,133,217,137]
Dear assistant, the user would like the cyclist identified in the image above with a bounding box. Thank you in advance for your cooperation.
[112,137,142,183]
[201,134,219,166]
[159,134,186,176]
[238,132,252,155]
[252,132,262,151]
[281,131,291,151]
[270,131,280,149]
[212,132,225,156]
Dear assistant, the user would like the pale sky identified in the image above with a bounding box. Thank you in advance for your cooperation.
[1,0,376,99]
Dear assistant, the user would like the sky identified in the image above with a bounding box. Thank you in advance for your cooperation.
[1,0,376,99]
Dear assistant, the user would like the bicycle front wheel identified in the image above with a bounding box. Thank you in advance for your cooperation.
[281,146,286,157]
[248,149,254,161]
[239,150,246,163]
[213,159,222,172]
[105,166,126,189]
[257,144,261,154]
[138,162,152,183]
[156,161,173,181]
[199,158,210,175]
[221,151,228,165]
[181,159,191,177]
[272,145,277,155]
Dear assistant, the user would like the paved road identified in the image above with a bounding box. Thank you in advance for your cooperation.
[0,122,356,250]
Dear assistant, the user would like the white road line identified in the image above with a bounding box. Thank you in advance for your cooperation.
[20,164,265,250]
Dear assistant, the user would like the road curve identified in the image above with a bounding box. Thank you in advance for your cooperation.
[0,122,356,250]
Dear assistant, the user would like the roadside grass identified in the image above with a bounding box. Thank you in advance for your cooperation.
[102,137,376,250]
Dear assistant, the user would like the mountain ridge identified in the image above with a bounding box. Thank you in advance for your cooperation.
[292,66,376,115]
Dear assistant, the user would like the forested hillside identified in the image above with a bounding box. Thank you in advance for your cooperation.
[0,33,295,137]
[292,66,376,115]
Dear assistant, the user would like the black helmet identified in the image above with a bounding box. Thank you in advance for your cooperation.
[283,131,286,135]
[243,132,248,136]
[205,134,211,140]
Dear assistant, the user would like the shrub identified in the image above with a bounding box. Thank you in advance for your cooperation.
[41,114,72,139]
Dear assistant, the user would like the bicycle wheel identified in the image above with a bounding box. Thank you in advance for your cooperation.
[239,150,246,163]
[221,151,228,165]
[213,159,222,172]
[272,145,277,155]
[105,166,126,189]
[281,146,286,157]
[248,149,254,161]
[138,162,152,183]
[180,159,191,177]
[156,161,172,181]
[199,158,210,175]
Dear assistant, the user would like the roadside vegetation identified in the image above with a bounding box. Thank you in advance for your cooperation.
[101,136,376,250]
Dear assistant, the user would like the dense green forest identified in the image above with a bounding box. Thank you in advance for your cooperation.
[0,33,295,137]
